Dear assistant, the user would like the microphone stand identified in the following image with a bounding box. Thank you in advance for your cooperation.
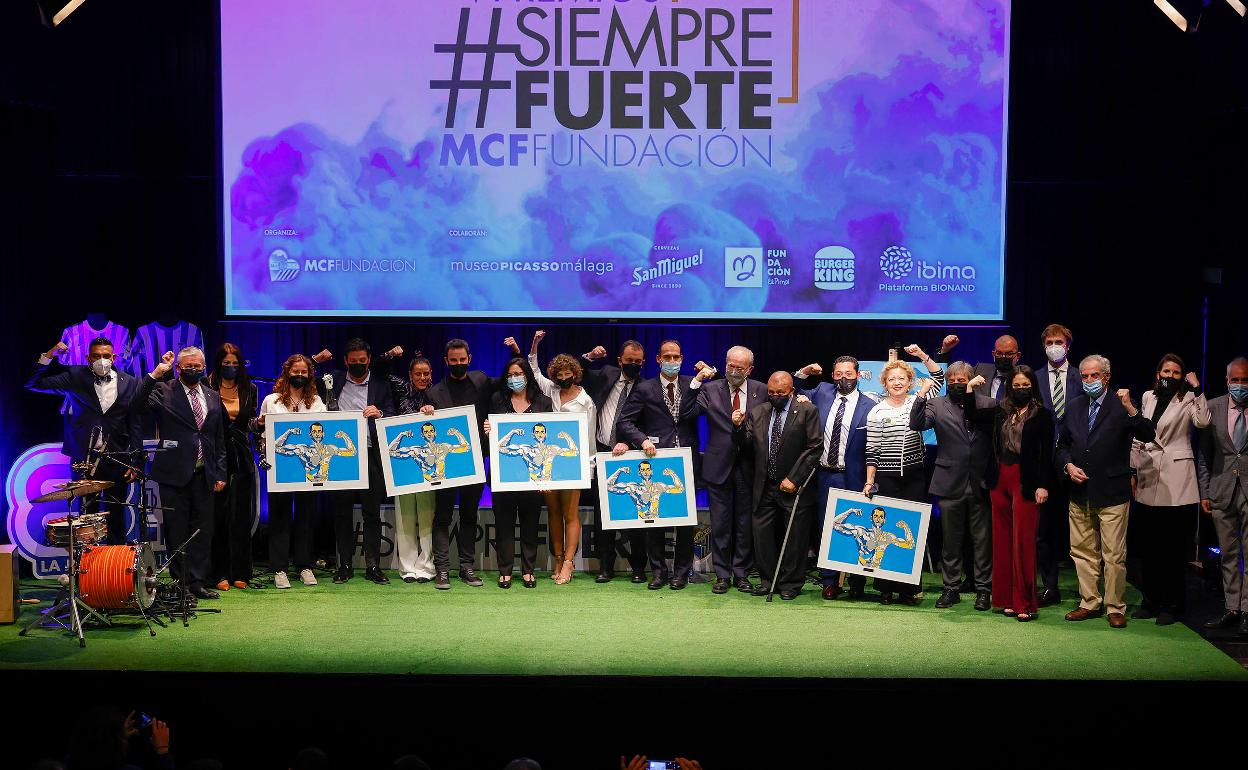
[151,528,221,626]
[767,462,820,604]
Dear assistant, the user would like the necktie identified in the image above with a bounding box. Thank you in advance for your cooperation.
[607,381,630,446]
[666,382,675,406]
[732,387,741,413]
[768,407,783,481]
[825,396,847,466]
[1088,398,1100,432]
[1052,369,1065,420]
[994,375,1006,402]
[188,386,205,462]
[1234,406,1246,453]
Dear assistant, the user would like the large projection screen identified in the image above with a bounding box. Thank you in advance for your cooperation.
[221,1,1009,319]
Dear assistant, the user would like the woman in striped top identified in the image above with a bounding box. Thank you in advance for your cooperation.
[863,344,946,604]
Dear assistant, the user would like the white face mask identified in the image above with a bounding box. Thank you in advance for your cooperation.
[1045,344,1067,364]
[90,358,113,377]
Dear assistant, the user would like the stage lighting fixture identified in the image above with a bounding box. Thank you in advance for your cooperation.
[37,0,88,27]
[1226,0,1246,17]
[1154,0,1210,31]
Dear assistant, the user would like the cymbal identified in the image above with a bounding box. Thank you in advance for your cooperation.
[31,479,115,504]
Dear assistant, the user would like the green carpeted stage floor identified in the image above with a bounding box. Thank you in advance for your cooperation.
[2,570,1244,681]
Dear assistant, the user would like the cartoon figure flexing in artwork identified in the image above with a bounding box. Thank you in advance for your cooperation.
[606,460,684,522]
[497,423,579,482]
[274,422,357,483]
[831,506,915,570]
[388,422,469,482]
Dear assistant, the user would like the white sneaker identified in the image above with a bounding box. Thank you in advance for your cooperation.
[274,571,291,589]
[299,568,318,586]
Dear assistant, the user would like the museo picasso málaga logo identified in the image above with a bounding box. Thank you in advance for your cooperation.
[632,248,704,287]
[431,5,779,169]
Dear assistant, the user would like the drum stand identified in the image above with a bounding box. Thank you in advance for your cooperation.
[151,529,221,627]
[18,500,111,648]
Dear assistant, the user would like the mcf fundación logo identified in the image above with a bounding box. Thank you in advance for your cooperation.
[269,249,301,283]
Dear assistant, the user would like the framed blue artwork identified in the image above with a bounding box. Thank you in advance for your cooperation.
[264,411,369,492]
[817,489,932,585]
[377,406,486,496]
[488,411,591,492]
[595,448,697,531]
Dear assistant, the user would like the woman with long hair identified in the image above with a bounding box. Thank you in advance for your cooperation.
[383,347,439,583]
[249,353,325,590]
[527,331,597,584]
[208,343,258,590]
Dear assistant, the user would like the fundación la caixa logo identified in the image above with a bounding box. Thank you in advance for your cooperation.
[724,247,763,288]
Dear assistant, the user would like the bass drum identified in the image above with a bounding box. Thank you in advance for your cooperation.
[78,543,157,610]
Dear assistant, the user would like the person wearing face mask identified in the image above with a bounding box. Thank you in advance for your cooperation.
[973,335,1022,402]
[1034,323,1080,607]
[794,356,880,600]
[615,339,704,590]
[1128,354,1209,625]
[685,346,766,594]
[251,353,327,589]
[425,338,494,590]
[379,347,438,583]
[581,340,650,583]
[208,343,258,591]
[1055,354,1155,628]
[27,336,144,545]
[311,339,396,585]
[138,348,228,600]
[909,361,997,611]
[526,331,598,584]
[1197,357,1248,635]
[731,372,823,600]
[486,345,554,588]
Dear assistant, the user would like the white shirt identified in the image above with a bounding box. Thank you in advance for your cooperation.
[529,354,599,457]
[40,355,119,413]
[597,374,636,446]
[822,389,862,467]
[259,391,327,415]
[1048,360,1069,391]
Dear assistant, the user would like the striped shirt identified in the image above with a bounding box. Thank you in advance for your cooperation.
[865,395,927,475]
[129,321,204,377]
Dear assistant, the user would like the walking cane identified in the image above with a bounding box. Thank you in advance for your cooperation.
[767,463,821,603]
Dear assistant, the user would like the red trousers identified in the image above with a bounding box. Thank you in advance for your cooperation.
[990,462,1040,614]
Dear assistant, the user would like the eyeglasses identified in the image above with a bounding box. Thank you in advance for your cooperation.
[724,366,748,374]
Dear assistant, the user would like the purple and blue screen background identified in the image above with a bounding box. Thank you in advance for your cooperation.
[221,0,1009,320]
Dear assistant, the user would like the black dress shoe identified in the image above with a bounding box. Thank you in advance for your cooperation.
[191,587,219,600]
[751,584,771,597]
[630,571,647,584]
[1204,611,1241,630]
[735,578,754,593]
[780,589,799,601]
[879,591,894,605]
[595,571,613,584]
[1239,615,1248,636]
[1131,606,1158,620]
[402,575,417,584]
[973,590,991,612]
[332,567,352,584]
[1037,589,1062,607]
[934,589,960,608]
[1156,611,1178,626]
[364,566,390,585]
[896,593,920,606]
[648,575,667,590]
[522,574,537,589]
[712,578,730,594]
[669,577,688,591]
[847,585,865,600]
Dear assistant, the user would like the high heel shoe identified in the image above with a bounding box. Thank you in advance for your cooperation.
[549,554,563,580]
[522,573,536,589]
[498,574,512,589]
[554,559,575,585]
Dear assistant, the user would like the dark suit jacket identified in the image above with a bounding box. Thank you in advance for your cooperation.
[1036,364,1081,417]
[910,393,996,498]
[1055,393,1156,507]
[26,359,142,463]
[581,362,625,408]
[973,362,1019,402]
[693,377,766,486]
[736,398,823,512]
[797,377,877,490]
[960,398,1058,502]
[315,368,397,445]
[214,379,258,476]
[616,375,702,476]
[137,375,228,487]
[1197,395,1248,507]
[426,370,496,450]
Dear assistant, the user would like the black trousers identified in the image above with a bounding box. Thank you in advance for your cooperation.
[332,447,387,569]
[433,483,484,571]
[871,471,928,598]
[268,491,314,574]
[752,481,816,594]
[77,462,131,545]
[493,491,543,575]
[938,481,992,592]
[589,450,648,575]
[211,469,255,584]
[160,470,214,591]
[1134,501,1197,614]
[647,525,695,579]
[706,462,755,580]
[1036,472,1071,593]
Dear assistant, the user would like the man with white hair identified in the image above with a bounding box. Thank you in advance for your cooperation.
[138,348,228,600]
[1055,354,1154,628]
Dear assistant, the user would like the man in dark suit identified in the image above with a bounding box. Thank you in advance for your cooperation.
[615,339,703,590]
[425,338,493,590]
[795,356,878,600]
[139,349,228,599]
[581,340,649,583]
[972,335,1022,402]
[733,372,823,600]
[690,346,766,594]
[910,361,996,610]
[27,336,143,544]
[1197,357,1248,634]
[1055,354,1155,628]
[1034,323,1080,606]
[313,339,397,585]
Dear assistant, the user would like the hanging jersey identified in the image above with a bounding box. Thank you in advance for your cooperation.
[129,321,204,378]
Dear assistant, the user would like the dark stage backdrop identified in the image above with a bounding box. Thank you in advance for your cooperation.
[1,1,1245,517]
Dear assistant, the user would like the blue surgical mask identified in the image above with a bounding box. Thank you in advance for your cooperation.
[1082,380,1104,398]
[1230,384,1248,403]
[660,362,682,378]
[506,376,527,393]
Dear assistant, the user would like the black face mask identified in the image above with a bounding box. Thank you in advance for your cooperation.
[1010,388,1033,406]
[347,363,369,378]
[179,369,204,387]
[218,365,239,381]
[620,362,642,379]
[555,376,575,390]
[768,394,790,411]
[287,375,310,390]
[994,357,1015,374]
[834,378,857,395]
[1157,376,1181,392]
[947,382,968,400]
[448,363,469,379]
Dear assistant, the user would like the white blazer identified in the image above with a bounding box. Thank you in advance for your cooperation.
[1131,389,1211,506]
